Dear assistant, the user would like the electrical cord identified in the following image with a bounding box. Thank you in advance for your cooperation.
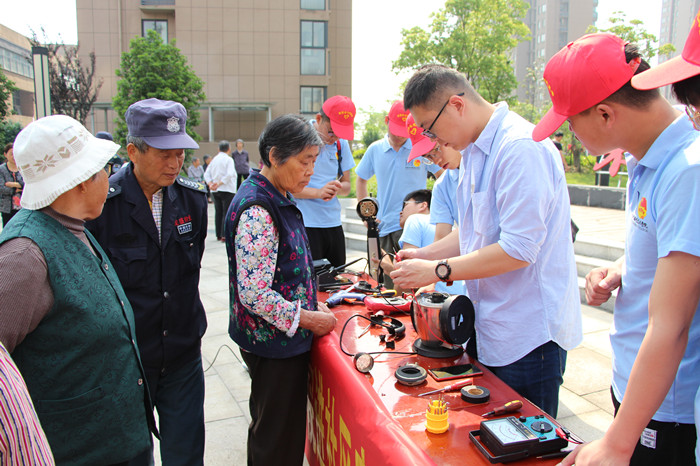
[202,344,248,374]
[338,314,416,358]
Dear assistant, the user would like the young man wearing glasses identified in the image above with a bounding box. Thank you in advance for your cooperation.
[391,64,581,417]
[533,33,700,466]
[356,100,442,287]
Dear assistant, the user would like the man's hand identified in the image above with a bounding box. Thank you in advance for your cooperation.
[318,180,342,201]
[585,263,622,306]
[390,259,439,289]
[557,439,632,466]
[395,248,422,263]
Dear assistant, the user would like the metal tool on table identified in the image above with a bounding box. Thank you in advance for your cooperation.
[481,399,523,417]
[418,378,474,397]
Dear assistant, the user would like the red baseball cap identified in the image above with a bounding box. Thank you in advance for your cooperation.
[533,33,640,142]
[406,114,437,162]
[322,95,356,140]
[632,10,700,90]
[387,100,410,138]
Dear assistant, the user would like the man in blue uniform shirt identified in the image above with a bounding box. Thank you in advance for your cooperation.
[87,98,208,466]
[295,95,356,267]
[534,34,700,465]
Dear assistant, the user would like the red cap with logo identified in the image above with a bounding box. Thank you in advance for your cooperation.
[632,10,700,90]
[322,95,356,140]
[387,100,410,138]
[533,33,640,142]
[406,114,437,162]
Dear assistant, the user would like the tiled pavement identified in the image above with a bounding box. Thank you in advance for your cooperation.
[157,203,626,464]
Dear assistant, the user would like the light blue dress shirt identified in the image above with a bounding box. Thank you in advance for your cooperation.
[613,114,700,423]
[456,103,581,367]
[355,135,440,236]
[296,135,355,228]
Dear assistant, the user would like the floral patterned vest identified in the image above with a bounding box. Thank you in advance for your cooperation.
[226,171,317,358]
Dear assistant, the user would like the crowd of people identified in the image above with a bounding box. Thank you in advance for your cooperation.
[2,10,700,466]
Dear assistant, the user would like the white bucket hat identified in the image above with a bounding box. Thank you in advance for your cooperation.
[13,115,120,210]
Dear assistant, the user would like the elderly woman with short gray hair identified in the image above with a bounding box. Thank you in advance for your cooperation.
[225,114,336,466]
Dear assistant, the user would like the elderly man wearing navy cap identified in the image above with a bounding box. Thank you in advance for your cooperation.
[87,98,208,466]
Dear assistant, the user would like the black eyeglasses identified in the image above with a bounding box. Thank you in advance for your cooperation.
[422,92,465,139]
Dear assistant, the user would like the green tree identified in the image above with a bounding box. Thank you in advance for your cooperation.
[0,120,22,152]
[392,0,530,103]
[587,12,675,59]
[0,66,17,121]
[113,30,206,149]
[359,108,387,149]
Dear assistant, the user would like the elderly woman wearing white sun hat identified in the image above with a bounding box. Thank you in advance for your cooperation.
[0,115,154,465]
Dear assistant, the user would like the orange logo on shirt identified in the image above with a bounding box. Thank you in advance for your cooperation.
[413,159,421,167]
[637,197,647,219]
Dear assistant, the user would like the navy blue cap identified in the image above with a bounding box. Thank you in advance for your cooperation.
[125,98,199,150]
[96,131,113,141]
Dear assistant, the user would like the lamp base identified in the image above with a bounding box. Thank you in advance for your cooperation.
[413,339,464,358]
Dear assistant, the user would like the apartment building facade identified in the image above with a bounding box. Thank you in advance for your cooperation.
[659,0,700,100]
[76,0,352,158]
[0,24,35,127]
[513,0,597,110]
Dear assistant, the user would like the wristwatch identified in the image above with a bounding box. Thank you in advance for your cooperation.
[435,260,453,286]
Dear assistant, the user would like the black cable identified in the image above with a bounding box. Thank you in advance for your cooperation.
[202,344,247,373]
[338,314,416,358]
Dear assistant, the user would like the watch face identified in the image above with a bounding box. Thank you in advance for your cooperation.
[436,262,450,280]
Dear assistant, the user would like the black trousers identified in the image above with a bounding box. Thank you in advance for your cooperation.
[240,350,310,466]
[305,225,346,267]
[237,173,247,189]
[612,388,697,465]
[213,191,235,239]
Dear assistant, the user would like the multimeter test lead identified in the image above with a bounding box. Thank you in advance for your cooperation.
[481,400,523,417]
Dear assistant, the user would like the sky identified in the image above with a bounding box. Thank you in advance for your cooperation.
[1,0,663,114]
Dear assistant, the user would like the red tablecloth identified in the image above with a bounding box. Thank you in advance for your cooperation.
[305,282,569,465]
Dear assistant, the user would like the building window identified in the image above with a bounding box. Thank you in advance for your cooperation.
[142,19,168,42]
[300,86,326,114]
[301,0,325,10]
[301,20,327,75]
[0,43,33,79]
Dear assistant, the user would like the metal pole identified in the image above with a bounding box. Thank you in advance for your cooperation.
[31,46,51,119]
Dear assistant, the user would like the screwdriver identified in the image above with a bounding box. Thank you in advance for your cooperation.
[418,378,474,397]
[481,400,523,417]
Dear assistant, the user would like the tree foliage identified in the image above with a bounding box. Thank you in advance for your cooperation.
[30,30,103,125]
[0,120,22,151]
[587,12,675,60]
[359,108,387,149]
[113,30,206,148]
[0,67,17,121]
[392,0,530,102]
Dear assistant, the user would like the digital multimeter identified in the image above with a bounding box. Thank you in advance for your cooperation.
[469,415,568,463]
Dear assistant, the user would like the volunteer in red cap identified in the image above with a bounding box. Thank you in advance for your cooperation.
[355,100,442,288]
[633,11,700,465]
[295,95,356,267]
[405,114,463,241]
[392,64,581,419]
[534,33,700,466]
